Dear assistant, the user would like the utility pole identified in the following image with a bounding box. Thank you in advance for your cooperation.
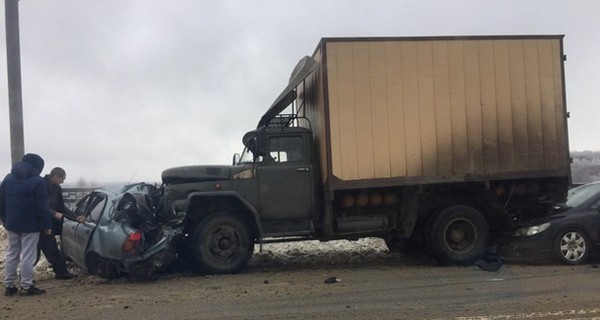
[5,0,24,165]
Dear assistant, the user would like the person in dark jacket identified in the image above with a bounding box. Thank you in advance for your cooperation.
[39,167,79,279]
[0,153,51,296]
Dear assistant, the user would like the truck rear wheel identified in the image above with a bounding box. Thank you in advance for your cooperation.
[192,212,254,274]
[428,205,489,265]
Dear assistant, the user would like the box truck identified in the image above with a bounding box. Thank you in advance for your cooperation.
[160,35,570,273]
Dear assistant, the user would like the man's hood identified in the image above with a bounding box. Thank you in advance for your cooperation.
[22,153,44,174]
[11,153,45,180]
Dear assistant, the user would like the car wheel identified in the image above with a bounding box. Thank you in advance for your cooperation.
[553,229,590,265]
[87,253,119,279]
[427,205,490,265]
[192,212,254,274]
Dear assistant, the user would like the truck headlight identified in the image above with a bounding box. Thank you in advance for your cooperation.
[513,222,551,237]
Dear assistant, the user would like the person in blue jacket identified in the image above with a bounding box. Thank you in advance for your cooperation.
[0,153,52,296]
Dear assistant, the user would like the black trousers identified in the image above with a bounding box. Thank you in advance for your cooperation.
[38,234,68,275]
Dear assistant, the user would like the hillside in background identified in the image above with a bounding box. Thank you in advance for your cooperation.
[571,151,600,183]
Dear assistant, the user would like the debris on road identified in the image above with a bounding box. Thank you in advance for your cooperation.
[324,276,341,284]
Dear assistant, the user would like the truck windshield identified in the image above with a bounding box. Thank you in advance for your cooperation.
[238,146,262,164]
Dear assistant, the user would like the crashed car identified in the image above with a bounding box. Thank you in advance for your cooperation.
[61,183,181,278]
[499,181,600,265]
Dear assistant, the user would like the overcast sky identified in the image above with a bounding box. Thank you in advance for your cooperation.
[0,1,598,185]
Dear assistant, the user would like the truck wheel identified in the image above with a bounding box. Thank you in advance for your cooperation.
[192,212,254,274]
[428,205,489,265]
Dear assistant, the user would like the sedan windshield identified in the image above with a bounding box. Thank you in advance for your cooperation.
[565,183,600,208]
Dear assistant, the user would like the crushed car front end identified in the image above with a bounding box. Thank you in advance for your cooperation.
[498,221,555,262]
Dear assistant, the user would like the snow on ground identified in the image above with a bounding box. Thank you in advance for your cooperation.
[249,238,392,267]
[1,225,396,280]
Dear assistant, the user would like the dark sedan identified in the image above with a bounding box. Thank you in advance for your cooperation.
[61,183,182,278]
[499,181,600,264]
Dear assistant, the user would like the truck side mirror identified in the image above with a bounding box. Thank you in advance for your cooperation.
[232,153,241,165]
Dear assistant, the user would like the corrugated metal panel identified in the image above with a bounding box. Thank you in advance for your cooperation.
[316,37,567,182]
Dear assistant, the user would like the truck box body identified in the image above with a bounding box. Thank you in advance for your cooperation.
[299,36,569,190]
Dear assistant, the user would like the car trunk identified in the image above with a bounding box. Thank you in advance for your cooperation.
[113,192,165,250]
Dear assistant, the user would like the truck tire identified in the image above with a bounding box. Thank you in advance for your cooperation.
[428,205,489,265]
[192,212,254,274]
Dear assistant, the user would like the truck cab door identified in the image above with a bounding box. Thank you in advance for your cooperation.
[256,134,314,220]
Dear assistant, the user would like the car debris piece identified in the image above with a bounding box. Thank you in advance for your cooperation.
[324,276,341,284]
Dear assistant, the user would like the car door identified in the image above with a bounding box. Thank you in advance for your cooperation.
[61,194,90,263]
[61,192,107,268]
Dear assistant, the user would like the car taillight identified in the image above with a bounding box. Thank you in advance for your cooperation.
[122,231,143,256]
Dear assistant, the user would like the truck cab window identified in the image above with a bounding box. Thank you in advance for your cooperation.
[269,136,303,163]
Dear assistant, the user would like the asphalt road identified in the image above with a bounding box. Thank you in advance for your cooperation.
[2,254,600,320]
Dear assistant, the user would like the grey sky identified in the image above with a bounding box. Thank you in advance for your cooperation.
[1,1,598,185]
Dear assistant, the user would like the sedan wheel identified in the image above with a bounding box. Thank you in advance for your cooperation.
[87,253,119,279]
[554,229,589,265]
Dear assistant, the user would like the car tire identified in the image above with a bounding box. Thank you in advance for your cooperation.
[87,253,119,279]
[553,229,590,265]
[427,205,490,265]
[192,212,254,274]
